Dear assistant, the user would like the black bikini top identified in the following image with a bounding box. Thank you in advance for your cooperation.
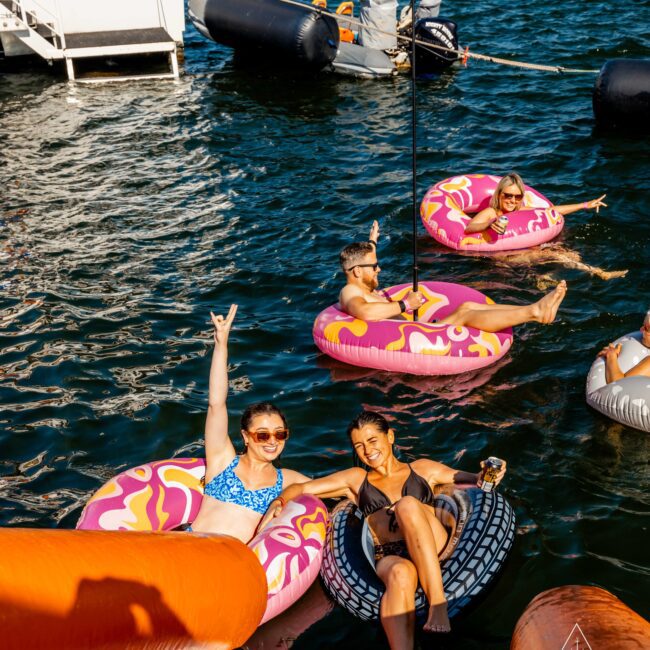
[358,464,435,517]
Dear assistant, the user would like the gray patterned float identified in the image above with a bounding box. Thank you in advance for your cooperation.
[586,331,650,433]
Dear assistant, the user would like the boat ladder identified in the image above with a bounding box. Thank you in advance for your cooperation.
[0,0,179,82]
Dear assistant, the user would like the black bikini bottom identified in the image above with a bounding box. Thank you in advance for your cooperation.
[374,539,409,562]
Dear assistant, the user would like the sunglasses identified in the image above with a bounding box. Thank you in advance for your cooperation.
[247,428,290,443]
[346,263,380,272]
[501,192,523,201]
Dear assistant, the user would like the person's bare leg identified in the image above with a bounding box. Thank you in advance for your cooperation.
[439,281,567,331]
[393,496,450,634]
[540,247,627,280]
[452,301,532,312]
[376,556,418,649]
[497,245,627,281]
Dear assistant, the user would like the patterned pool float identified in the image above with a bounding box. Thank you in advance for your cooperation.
[77,457,329,625]
[420,174,565,251]
[586,331,650,432]
[313,281,513,376]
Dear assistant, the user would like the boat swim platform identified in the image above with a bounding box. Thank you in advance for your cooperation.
[62,28,179,82]
[0,0,183,82]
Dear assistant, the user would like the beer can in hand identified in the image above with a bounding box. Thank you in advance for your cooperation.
[478,457,503,492]
[491,215,509,234]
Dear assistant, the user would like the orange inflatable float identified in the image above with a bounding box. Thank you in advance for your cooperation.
[511,585,650,649]
[0,528,267,649]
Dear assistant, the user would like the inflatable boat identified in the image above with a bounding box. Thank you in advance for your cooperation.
[189,0,459,78]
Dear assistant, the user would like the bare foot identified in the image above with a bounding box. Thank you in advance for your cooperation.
[596,269,628,281]
[531,280,567,324]
[423,601,451,634]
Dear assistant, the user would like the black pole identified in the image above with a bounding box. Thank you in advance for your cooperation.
[410,0,419,321]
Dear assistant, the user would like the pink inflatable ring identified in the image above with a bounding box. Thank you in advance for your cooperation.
[313,281,513,376]
[77,457,329,625]
[420,174,565,251]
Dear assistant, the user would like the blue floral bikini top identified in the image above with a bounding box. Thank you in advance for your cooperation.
[203,456,283,515]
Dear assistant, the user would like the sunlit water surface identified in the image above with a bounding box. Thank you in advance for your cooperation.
[1,0,648,647]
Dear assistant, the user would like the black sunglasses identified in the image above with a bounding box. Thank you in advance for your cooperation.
[501,192,523,201]
[346,263,379,272]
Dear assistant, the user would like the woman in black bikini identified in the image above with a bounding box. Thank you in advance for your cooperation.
[259,410,507,648]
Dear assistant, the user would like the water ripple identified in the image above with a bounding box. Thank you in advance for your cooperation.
[1,0,649,644]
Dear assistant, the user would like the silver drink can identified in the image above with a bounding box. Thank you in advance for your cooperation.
[479,457,503,492]
[497,215,509,230]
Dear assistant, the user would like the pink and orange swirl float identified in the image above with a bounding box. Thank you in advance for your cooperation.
[314,281,513,375]
[421,174,564,252]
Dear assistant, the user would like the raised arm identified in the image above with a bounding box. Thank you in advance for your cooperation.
[369,219,380,246]
[464,207,499,234]
[204,305,238,473]
[554,194,607,216]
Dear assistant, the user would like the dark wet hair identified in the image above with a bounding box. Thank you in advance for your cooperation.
[339,242,375,273]
[347,410,392,468]
[240,402,288,432]
[346,410,391,438]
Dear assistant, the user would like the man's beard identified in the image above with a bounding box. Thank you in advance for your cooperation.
[364,276,378,291]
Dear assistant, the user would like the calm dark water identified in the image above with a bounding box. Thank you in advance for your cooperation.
[1,0,649,647]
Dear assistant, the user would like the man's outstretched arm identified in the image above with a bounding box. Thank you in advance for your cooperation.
[341,288,424,321]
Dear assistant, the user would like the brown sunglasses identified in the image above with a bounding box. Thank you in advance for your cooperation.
[247,428,290,443]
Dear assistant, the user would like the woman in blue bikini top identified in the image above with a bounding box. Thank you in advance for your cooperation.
[260,409,507,646]
[190,304,308,543]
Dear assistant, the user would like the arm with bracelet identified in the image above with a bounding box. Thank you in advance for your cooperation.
[553,193,607,216]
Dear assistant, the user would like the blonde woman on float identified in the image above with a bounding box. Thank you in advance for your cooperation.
[464,172,627,281]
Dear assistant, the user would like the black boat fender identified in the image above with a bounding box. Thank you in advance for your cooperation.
[320,485,515,621]
[188,0,340,71]
[593,59,650,131]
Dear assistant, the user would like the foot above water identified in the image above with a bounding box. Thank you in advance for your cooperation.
[423,601,451,634]
[532,280,567,324]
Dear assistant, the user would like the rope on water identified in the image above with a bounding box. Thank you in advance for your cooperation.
[279,0,600,74]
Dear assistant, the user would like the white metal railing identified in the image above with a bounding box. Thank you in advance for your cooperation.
[13,0,65,48]
[156,0,168,32]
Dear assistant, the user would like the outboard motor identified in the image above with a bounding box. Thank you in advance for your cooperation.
[189,0,340,72]
[593,59,650,131]
[413,18,458,76]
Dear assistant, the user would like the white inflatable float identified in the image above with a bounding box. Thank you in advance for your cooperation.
[586,331,650,432]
